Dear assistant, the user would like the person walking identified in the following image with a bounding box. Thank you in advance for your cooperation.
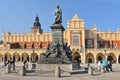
[97,61,101,72]
[102,59,108,72]
[107,60,113,72]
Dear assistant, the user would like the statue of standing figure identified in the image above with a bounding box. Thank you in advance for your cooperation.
[54,5,62,24]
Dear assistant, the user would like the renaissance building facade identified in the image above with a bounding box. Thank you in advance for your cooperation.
[0,13,120,64]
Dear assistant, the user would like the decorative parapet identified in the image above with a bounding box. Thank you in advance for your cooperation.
[86,48,120,52]
[0,48,46,52]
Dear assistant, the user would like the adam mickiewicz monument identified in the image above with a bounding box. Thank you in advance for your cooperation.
[36,5,80,72]
[39,5,72,64]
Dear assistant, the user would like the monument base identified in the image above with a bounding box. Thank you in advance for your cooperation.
[35,63,88,74]
[36,64,73,71]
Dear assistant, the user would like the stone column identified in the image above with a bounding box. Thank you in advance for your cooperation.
[11,55,13,61]
[38,55,40,60]
[29,55,31,63]
[55,65,61,77]
[94,57,97,64]
[116,56,119,64]
[81,51,86,64]
[20,56,22,62]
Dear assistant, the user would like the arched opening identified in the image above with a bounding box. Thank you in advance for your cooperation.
[107,56,113,61]
[98,56,103,61]
[4,52,11,61]
[88,58,92,63]
[86,53,94,63]
[72,52,81,63]
[31,53,38,62]
[107,53,116,63]
[118,56,120,63]
[96,53,105,63]
[13,53,20,62]
[22,53,29,62]
[0,53,3,62]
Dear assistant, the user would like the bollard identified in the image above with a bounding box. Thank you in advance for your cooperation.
[55,65,61,78]
[31,63,36,69]
[88,66,93,76]
[13,63,15,70]
[6,64,11,73]
[20,65,26,76]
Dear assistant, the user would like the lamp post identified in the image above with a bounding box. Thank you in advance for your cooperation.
[32,49,35,63]
[32,49,36,69]
[104,48,107,59]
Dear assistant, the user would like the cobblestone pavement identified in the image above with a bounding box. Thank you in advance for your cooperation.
[0,63,120,80]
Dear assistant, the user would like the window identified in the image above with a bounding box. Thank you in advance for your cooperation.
[105,43,108,48]
[72,35,79,45]
[97,42,100,48]
[87,40,92,48]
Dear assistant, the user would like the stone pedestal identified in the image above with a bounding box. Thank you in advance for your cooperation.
[36,64,73,71]
[20,66,26,76]
[88,66,93,76]
[50,23,65,45]
[38,23,72,64]
[31,63,36,69]
[55,65,61,77]
[6,64,11,73]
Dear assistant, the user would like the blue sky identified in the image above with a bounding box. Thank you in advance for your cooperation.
[0,0,120,40]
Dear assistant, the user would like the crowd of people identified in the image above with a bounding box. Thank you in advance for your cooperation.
[97,59,113,72]
[5,60,15,66]
[4,60,28,69]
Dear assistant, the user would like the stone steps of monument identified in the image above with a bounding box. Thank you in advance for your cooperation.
[26,70,35,73]
[35,70,54,74]
[70,69,88,74]
[61,68,88,75]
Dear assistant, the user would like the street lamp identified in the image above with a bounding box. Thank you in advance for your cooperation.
[32,49,36,69]
[104,48,107,59]
[32,49,35,63]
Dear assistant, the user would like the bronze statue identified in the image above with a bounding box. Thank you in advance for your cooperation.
[54,5,62,24]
